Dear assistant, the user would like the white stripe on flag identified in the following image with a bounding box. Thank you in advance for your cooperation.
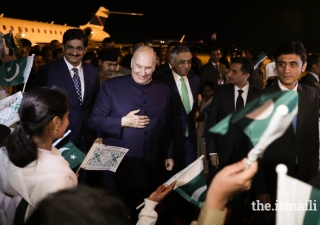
[23,54,34,83]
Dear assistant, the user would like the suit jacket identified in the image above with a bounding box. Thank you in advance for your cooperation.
[34,58,100,152]
[88,75,171,189]
[200,60,226,88]
[252,81,319,199]
[152,63,171,78]
[299,72,320,106]
[206,84,258,163]
[156,70,201,165]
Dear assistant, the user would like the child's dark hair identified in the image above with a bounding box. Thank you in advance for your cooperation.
[6,87,70,168]
[0,124,11,147]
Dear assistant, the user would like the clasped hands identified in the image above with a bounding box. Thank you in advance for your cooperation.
[121,109,150,128]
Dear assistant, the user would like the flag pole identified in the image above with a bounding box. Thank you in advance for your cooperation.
[136,155,205,210]
[75,142,98,176]
[22,82,27,94]
[53,130,71,146]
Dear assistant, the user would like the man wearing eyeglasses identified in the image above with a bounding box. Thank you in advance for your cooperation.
[34,29,100,184]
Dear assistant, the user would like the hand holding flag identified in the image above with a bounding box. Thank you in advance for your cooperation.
[210,91,298,168]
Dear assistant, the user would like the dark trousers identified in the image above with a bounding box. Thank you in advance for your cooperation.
[158,137,197,225]
[102,170,151,225]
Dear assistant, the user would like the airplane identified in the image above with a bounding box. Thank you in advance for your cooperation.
[0,6,143,47]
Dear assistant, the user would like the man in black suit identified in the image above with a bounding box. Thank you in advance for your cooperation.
[156,44,201,225]
[152,41,181,78]
[206,57,258,224]
[252,41,319,225]
[200,47,227,88]
[299,53,320,107]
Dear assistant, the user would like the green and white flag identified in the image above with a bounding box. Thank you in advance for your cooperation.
[276,164,320,225]
[0,55,34,86]
[0,91,23,126]
[80,143,128,172]
[210,91,298,167]
[53,130,85,169]
[164,156,207,208]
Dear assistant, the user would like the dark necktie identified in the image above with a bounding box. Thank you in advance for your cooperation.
[72,68,82,105]
[215,64,220,73]
[236,90,244,111]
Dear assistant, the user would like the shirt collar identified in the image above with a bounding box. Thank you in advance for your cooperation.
[278,79,298,92]
[64,57,82,72]
[172,69,186,82]
[234,82,249,93]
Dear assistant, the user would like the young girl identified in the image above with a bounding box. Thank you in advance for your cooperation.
[196,81,214,173]
[0,87,77,222]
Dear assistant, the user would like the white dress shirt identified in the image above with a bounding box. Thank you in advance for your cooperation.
[172,70,194,110]
[234,82,249,108]
[64,57,85,100]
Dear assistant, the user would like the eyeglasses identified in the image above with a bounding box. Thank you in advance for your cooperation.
[65,45,85,52]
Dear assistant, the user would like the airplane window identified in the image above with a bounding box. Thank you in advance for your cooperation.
[38,29,40,33]
[18,27,22,32]
[3,25,6,30]
[25,28,28,32]
[55,31,57,34]
[44,30,46,34]
[32,28,34,32]
[11,26,14,31]
[60,31,62,35]
[50,30,52,34]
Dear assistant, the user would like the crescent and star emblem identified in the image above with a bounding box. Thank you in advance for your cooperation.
[4,63,20,82]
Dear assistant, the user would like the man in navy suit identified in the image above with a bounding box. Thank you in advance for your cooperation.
[89,46,171,225]
[155,45,201,225]
[34,29,100,184]
[157,44,201,172]
[36,29,100,152]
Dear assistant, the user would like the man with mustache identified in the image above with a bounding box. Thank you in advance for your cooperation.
[155,44,201,224]
[34,29,100,185]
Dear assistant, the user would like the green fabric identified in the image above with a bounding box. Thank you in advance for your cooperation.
[303,187,320,225]
[180,77,190,137]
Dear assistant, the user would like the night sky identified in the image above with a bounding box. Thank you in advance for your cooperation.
[2,0,320,53]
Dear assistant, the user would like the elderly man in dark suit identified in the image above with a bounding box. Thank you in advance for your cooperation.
[89,45,171,225]
[252,41,319,225]
[155,44,201,225]
[205,57,258,224]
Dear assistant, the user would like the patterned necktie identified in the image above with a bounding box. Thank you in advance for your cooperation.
[72,68,82,105]
[236,90,244,111]
[180,77,190,137]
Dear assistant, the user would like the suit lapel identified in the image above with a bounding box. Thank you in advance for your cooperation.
[187,74,198,111]
[59,59,81,109]
[296,85,306,138]
[82,64,89,105]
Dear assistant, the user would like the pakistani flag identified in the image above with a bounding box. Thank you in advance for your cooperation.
[55,135,85,169]
[210,91,298,166]
[276,164,320,225]
[164,156,207,208]
[0,55,34,86]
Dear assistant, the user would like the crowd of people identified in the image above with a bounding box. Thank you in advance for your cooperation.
[0,28,319,225]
